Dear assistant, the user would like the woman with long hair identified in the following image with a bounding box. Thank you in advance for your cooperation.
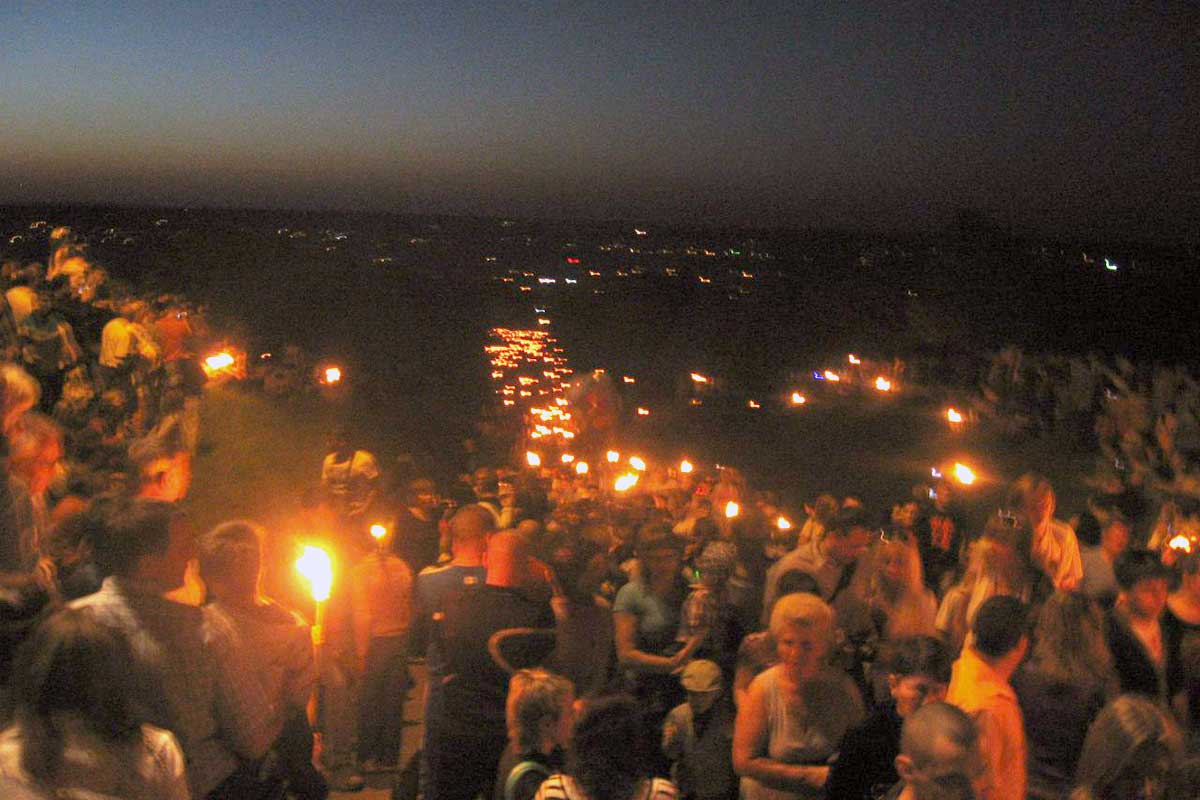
[1013,592,1117,800]
[533,694,677,800]
[859,531,937,642]
[1070,695,1182,800]
[0,607,189,799]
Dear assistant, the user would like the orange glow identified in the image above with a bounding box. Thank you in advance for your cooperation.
[526,452,542,467]
[629,456,647,471]
[623,376,636,384]
[614,473,639,492]
[1168,534,1193,553]
[953,463,976,485]
[679,459,694,474]
[725,501,740,519]
[204,352,235,372]
[790,391,807,405]
[824,370,841,382]
[874,376,893,392]
[690,372,709,384]
[848,354,861,365]
[946,408,964,424]
[296,546,333,603]
[747,400,761,409]
[322,366,342,385]
[369,524,388,541]
[637,407,651,416]
[777,516,792,531]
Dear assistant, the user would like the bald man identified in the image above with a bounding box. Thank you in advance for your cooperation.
[426,529,555,800]
[890,702,983,800]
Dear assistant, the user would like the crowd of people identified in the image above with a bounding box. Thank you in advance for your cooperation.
[3,226,1200,800]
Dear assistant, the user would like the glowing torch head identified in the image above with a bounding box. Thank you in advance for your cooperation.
[205,352,235,372]
[777,516,792,531]
[323,366,342,385]
[790,391,806,405]
[614,473,639,492]
[679,459,694,474]
[575,461,589,475]
[953,463,976,486]
[526,451,542,467]
[296,545,333,603]
[629,456,647,472]
[725,501,740,519]
[874,376,892,392]
[1169,534,1193,554]
[369,524,388,542]
[606,450,620,463]
[947,408,964,424]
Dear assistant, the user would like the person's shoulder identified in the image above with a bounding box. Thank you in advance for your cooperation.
[613,579,646,606]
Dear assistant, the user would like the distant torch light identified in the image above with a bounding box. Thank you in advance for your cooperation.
[1168,534,1193,553]
[791,391,807,405]
[296,545,333,603]
[323,366,342,385]
[537,318,551,326]
[690,372,709,384]
[947,408,964,424]
[931,467,943,479]
[824,370,841,382]
[874,376,892,392]
[848,354,861,365]
[561,453,575,464]
[637,407,650,416]
[614,473,639,492]
[369,524,388,542]
[629,456,647,472]
[606,450,620,463]
[679,459,694,474]
[953,463,976,486]
[777,516,792,531]
[747,400,761,409]
[725,501,740,519]
[575,461,589,475]
[623,376,636,384]
[526,451,542,467]
[204,351,235,372]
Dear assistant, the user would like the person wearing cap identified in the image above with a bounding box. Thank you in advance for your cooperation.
[663,660,737,800]
[677,541,739,674]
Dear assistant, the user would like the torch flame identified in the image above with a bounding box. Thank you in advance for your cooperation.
[606,450,620,463]
[323,366,342,384]
[1168,534,1193,553]
[629,456,647,472]
[369,524,388,541]
[637,407,650,416]
[725,501,740,519]
[526,451,542,467]
[679,459,694,474]
[953,463,976,486]
[614,473,639,492]
[296,545,333,603]
[824,370,841,382]
[848,354,861,365]
[575,461,589,475]
[790,391,806,405]
[561,453,575,464]
[205,352,235,372]
[690,373,709,384]
[777,516,792,531]
[946,408,964,424]
[874,376,892,392]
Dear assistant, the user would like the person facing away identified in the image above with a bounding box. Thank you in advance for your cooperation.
[69,495,275,799]
[662,659,738,800]
[944,595,1029,800]
[887,702,983,800]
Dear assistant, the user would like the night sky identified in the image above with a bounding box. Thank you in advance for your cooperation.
[2,2,1195,237]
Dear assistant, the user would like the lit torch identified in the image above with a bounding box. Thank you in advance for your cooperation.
[614,473,639,492]
[725,501,740,519]
[679,459,694,474]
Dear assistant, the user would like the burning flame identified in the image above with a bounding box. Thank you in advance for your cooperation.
[946,408,963,424]
[629,456,647,471]
[323,366,342,385]
[679,459,694,474]
[369,524,388,541]
[561,453,575,464]
[526,451,542,467]
[623,376,636,384]
[614,473,639,492]
[824,370,841,382]
[725,501,740,519]
[1168,534,1193,553]
[777,516,792,531]
[205,352,235,372]
[637,407,650,416]
[606,450,620,463]
[296,545,333,603]
[747,400,761,409]
[691,373,709,384]
[953,463,976,486]
[790,391,806,405]
[874,376,892,392]
[848,354,861,365]
[575,461,589,475]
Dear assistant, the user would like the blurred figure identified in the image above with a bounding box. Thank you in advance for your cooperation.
[828,635,952,800]
[1165,552,1200,732]
[1,414,63,572]
[1106,549,1176,705]
[534,694,679,800]
[393,477,443,573]
[16,290,82,412]
[663,660,737,800]
[1012,593,1116,800]
[733,593,864,800]
[496,668,576,800]
[1008,473,1083,592]
[945,596,1029,800]
[1070,695,1182,800]
[1078,511,1130,609]
[891,702,983,800]
[762,506,874,624]
[914,481,966,594]
[860,531,938,642]
[321,428,380,530]
[1,362,40,437]
[0,607,189,799]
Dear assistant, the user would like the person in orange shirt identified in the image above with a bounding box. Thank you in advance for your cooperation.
[945,596,1029,800]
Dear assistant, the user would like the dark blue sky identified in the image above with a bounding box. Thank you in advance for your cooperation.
[2,2,1194,237]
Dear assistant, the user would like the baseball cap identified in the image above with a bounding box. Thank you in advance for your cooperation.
[680,659,722,693]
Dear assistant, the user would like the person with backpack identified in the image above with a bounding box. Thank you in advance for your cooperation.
[496,669,576,800]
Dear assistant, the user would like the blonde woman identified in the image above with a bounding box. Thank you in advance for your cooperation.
[861,532,937,642]
[733,593,863,800]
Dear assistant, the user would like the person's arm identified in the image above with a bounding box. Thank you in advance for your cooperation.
[662,705,686,759]
[732,675,828,791]
[613,611,694,674]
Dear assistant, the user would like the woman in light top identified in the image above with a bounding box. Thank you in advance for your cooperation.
[732,593,863,800]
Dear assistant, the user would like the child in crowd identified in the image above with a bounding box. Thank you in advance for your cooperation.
[677,541,739,673]
[662,660,737,800]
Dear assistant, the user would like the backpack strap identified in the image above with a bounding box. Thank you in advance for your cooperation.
[505,760,552,800]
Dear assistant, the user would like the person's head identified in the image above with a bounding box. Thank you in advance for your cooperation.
[1115,549,1170,621]
[5,413,64,495]
[634,523,685,583]
[1073,695,1182,800]
[473,466,499,498]
[449,504,495,556]
[406,478,438,514]
[568,695,648,800]
[197,520,263,603]
[824,506,874,566]
[1100,516,1131,561]
[769,592,835,678]
[874,533,924,594]
[1029,591,1114,694]
[89,495,192,588]
[895,702,983,800]
[1076,512,1103,548]
[326,428,351,458]
[971,595,1029,669]
[884,636,952,718]
[776,569,822,598]
[9,608,141,782]
[1008,472,1056,527]
[679,658,724,715]
[1,363,40,434]
[485,530,531,587]
[694,540,737,588]
[506,668,576,755]
[809,493,839,524]
[127,424,191,502]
